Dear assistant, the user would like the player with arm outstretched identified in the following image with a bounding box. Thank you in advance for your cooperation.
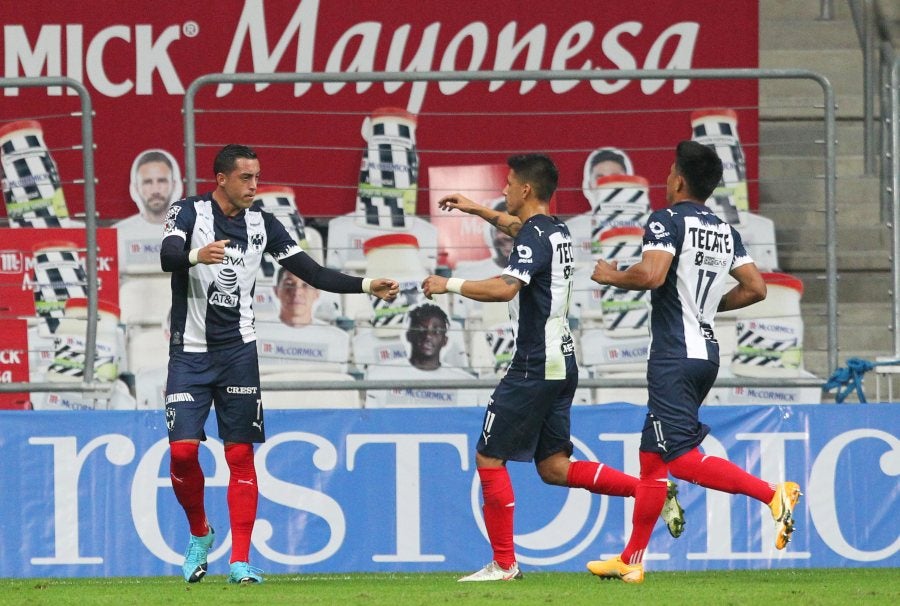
[161,144,398,585]
[423,153,684,582]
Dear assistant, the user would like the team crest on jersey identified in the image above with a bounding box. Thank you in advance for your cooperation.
[249,232,265,252]
[164,205,182,235]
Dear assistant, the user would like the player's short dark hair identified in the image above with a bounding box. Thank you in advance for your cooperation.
[408,303,449,332]
[136,150,174,171]
[675,140,723,201]
[507,154,558,201]
[589,149,628,173]
[214,144,258,176]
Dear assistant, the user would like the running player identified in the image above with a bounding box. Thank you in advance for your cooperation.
[588,140,801,583]
[161,144,398,584]
[422,153,685,582]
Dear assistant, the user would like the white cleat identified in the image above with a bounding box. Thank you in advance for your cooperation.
[457,561,523,582]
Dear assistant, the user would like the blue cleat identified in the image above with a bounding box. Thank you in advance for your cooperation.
[228,561,264,584]
[182,526,215,583]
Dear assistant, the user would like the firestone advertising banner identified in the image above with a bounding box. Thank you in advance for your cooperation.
[0,0,759,221]
[1,404,897,578]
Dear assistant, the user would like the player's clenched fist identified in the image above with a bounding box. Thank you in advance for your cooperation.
[421,275,448,300]
[369,278,400,302]
[199,239,230,264]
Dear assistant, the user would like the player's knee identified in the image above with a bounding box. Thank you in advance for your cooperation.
[536,456,569,486]
[224,442,254,472]
[169,442,199,470]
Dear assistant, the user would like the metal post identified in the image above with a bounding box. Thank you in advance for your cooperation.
[892,56,900,356]
[863,0,877,175]
[0,76,98,387]
[184,87,198,197]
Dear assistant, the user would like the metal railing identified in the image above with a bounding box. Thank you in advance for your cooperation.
[0,76,106,397]
[183,67,840,388]
[890,55,900,356]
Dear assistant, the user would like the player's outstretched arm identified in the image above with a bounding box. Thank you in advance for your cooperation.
[422,274,521,303]
[438,193,522,237]
[279,251,378,295]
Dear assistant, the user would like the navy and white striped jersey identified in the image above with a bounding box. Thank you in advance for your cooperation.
[162,193,302,352]
[502,214,576,380]
[643,201,753,362]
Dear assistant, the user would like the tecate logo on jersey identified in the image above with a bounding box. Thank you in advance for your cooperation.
[2,0,703,110]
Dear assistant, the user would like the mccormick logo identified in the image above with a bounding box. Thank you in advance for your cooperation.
[0,251,23,273]
[0,349,24,364]
[377,347,405,361]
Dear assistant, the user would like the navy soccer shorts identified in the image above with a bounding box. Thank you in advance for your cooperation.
[165,341,265,443]
[476,370,577,463]
[641,357,718,462]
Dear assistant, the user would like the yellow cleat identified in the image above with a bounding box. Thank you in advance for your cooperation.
[769,481,802,550]
[586,556,644,584]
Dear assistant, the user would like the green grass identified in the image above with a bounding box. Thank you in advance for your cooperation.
[2,569,898,606]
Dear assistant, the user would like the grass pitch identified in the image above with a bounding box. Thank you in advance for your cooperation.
[2,568,898,605]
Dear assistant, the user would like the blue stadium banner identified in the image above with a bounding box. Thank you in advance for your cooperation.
[1,404,897,578]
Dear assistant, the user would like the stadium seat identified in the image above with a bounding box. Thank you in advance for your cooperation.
[119,276,170,327]
[255,320,351,374]
[260,370,362,409]
[127,326,169,374]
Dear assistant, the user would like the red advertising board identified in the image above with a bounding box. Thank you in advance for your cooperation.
[0,1,759,222]
[428,164,511,268]
[0,228,120,317]
[0,319,30,409]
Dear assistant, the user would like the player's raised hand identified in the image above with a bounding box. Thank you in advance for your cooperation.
[421,275,448,300]
[438,193,479,215]
[369,278,400,302]
[200,239,230,264]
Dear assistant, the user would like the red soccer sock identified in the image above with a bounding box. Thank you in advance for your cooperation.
[621,451,669,565]
[169,442,209,537]
[668,448,775,503]
[478,467,516,569]
[225,443,258,564]
[566,460,638,497]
